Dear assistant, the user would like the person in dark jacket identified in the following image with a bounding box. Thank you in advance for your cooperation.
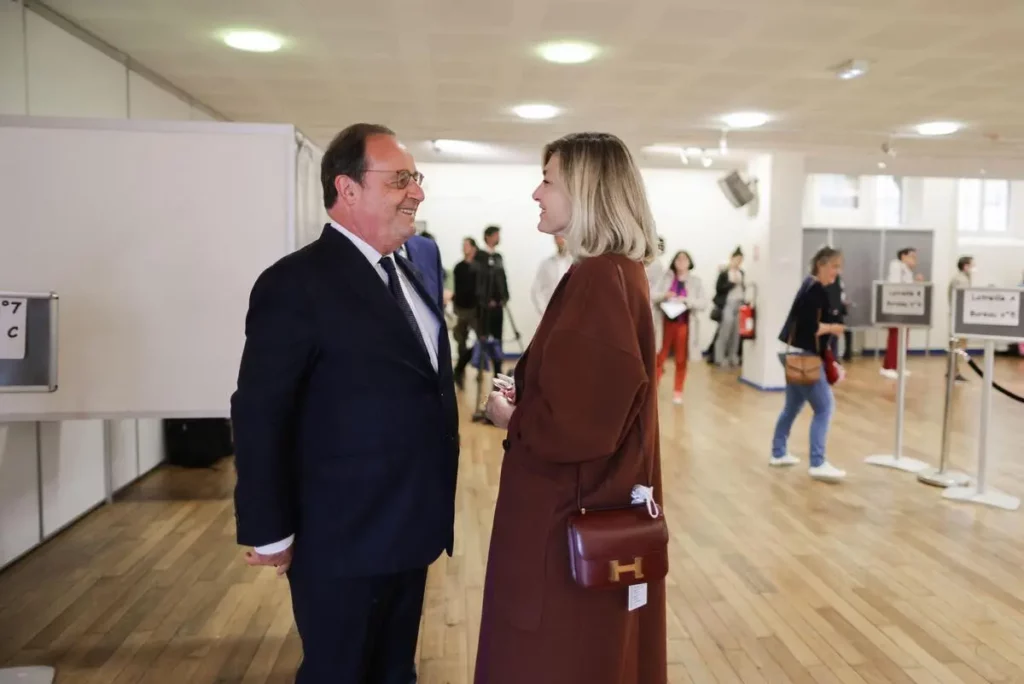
[769,246,846,482]
[231,123,459,684]
[824,272,853,362]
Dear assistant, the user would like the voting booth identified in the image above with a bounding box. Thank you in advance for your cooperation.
[942,288,1024,510]
[864,281,933,473]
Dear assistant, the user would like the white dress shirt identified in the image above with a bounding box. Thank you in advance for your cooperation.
[530,252,573,315]
[887,259,914,284]
[253,221,441,556]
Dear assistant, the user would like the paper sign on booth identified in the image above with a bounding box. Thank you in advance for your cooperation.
[0,298,27,359]
[963,290,1020,327]
[881,285,926,317]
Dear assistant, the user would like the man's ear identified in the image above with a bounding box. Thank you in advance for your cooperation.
[335,175,359,206]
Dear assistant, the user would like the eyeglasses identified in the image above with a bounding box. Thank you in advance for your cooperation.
[365,169,425,189]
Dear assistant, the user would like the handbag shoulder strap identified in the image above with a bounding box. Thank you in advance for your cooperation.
[575,260,654,513]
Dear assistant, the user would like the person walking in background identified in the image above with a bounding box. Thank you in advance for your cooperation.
[948,255,973,382]
[477,132,667,684]
[530,234,573,315]
[770,246,847,482]
[881,247,922,379]
[652,250,707,404]
[475,225,509,376]
[824,269,852,362]
[231,123,459,684]
[713,247,745,368]
[452,236,481,388]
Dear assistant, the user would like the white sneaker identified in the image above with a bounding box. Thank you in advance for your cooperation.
[809,462,846,482]
[879,368,898,380]
[769,454,800,467]
[672,392,683,405]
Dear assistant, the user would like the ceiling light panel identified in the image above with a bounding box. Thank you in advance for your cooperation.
[221,29,283,53]
[513,103,561,120]
[721,111,770,129]
[914,121,963,136]
[537,41,600,64]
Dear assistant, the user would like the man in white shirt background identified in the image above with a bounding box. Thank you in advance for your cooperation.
[881,247,923,379]
[530,235,572,315]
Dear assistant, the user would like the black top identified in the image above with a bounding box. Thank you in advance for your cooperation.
[778,277,838,358]
[452,259,479,309]
[474,250,509,303]
[823,274,847,321]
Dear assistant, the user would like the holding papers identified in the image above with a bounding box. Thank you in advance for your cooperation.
[659,299,687,321]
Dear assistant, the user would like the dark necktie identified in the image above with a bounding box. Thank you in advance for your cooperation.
[379,256,430,360]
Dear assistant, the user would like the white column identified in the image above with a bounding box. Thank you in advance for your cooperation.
[741,153,807,390]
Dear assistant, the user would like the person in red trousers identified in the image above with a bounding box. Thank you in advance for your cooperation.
[653,250,707,403]
[881,247,923,379]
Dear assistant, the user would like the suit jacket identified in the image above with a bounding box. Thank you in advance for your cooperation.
[231,224,459,579]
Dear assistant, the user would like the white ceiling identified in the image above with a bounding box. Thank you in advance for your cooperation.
[37,0,1024,167]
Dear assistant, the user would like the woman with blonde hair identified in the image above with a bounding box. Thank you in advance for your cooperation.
[476,132,667,684]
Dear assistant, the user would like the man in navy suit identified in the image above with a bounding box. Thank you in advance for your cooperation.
[231,123,459,684]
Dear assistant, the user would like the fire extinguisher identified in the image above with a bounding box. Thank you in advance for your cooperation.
[739,283,756,340]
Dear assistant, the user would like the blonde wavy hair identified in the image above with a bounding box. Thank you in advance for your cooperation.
[542,132,658,265]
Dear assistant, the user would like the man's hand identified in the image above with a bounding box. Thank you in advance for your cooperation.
[244,546,293,576]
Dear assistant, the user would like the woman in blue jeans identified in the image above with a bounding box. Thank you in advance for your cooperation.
[770,246,847,481]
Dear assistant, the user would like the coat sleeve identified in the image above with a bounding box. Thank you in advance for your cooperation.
[230,263,317,547]
[686,274,709,311]
[511,263,648,464]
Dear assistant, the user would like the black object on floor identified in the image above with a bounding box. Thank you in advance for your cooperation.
[164,418,234,468]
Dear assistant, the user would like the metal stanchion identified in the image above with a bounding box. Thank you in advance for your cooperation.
[943,341,1021,510]
[865,326,930,472]
[917,341,971,487]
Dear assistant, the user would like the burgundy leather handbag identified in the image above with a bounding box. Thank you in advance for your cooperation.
[566,418,669,590]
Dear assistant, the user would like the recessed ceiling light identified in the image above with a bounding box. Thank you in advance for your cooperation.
[914,121,962,136]
[721,111,770,129]
[536,40,600,64]
[513,103,560,120]
[222,29,283,53]
[834,58,869,80]
[878,162,887,169]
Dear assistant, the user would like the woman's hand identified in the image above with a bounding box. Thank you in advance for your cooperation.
[485,391,515,429]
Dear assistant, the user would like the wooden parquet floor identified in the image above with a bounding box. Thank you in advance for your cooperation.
[2,356,1024,683]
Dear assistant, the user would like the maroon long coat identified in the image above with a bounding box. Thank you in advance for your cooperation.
[474,253,667,684]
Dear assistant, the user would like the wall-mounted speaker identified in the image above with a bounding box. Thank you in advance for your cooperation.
[718,170,757,209]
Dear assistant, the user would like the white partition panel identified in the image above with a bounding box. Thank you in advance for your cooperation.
[0,423,41,568]
[0,117,298,420]
[40,420,105,537]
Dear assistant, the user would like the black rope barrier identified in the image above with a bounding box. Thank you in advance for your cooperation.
[961,354,1024,404]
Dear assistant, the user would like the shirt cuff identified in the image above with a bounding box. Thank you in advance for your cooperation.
[254,535,294,555]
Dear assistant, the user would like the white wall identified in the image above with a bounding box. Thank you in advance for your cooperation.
[0,3,222,570]
[416,162,753,350]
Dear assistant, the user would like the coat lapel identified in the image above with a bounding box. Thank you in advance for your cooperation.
[315,225,435,379]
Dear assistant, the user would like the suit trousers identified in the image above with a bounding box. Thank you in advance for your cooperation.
[288,566,428,684]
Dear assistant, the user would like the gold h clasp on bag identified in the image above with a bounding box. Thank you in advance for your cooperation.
[609,557,644,582]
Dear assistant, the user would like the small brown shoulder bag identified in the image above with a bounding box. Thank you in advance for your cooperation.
[784,311,821,385]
